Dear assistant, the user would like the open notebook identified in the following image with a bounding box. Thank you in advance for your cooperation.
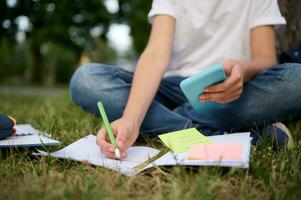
[0,124,61,148]
[35,132,251,176]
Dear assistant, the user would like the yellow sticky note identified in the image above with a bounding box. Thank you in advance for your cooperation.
[158,128,212,153]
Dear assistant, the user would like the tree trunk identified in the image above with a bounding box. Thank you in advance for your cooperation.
[44,60,56,86]
[30,42,43,84]
[277,0,301,53]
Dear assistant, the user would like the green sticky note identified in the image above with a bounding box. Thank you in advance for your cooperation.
[158,128,212,153]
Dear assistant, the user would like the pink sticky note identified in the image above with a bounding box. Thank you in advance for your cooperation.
[187,143,242,160]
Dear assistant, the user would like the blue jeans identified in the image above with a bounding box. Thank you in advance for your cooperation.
[70,63,301,145]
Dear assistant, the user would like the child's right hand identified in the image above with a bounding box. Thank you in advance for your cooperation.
[96,117,139,159]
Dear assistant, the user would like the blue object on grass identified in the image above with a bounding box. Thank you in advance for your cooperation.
[0,114,15,140]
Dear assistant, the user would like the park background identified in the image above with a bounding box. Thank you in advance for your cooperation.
[0,0,301,87]
[0,1,301,200]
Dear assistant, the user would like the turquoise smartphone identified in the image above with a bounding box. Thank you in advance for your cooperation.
[180,64,227,114]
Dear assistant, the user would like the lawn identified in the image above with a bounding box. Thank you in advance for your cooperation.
[0,92,300,200]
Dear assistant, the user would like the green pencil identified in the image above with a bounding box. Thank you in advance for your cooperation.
[97,102,120,159]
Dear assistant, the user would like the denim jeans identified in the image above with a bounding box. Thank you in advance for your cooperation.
[70,63,301,145]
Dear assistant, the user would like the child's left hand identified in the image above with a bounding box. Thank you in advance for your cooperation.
[199,59,246,104]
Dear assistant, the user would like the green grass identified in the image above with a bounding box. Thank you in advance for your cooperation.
[0,93,301,200]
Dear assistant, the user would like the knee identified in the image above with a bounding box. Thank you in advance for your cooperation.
[284,63,301,79]
[284,62,301,70]
[271,63,301,80]
[71,63,110,90]
[70,64,93,104]
[69,63,116,110]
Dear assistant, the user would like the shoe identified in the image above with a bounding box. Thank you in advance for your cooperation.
[272,122,294,150]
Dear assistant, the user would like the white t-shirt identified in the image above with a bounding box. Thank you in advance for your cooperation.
[148,0,286,77]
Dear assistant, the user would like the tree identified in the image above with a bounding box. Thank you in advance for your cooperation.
[0,0,114,84]
[117,0,152,54]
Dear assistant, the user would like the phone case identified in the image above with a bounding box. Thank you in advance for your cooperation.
[180,64,227,114]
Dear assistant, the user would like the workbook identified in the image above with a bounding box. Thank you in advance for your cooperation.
[35,132,251,176]
[0,124,61,148]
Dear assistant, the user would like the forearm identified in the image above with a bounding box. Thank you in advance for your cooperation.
[122,51,168,127]
[242,25,278,82]
[120,15,175,129]
[241,55,277,82]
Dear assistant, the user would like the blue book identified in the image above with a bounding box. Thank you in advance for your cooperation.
[180,64,227,114]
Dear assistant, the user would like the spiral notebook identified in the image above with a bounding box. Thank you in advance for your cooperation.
[35,132,251,176]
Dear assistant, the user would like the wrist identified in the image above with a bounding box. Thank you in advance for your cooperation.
[238,60,251,82]
[122,111,142,130]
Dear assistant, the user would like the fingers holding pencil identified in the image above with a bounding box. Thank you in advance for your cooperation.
[96,125,128,159]
[96,128,115,159]
[96,102,140,159]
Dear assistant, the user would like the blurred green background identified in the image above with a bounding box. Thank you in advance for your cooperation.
[0,0,300,86]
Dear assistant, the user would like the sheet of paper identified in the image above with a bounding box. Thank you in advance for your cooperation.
[158,128,212,153]
[35,135,160,176]
[187,143,242,160]
[144,132,251,170]
[0,124,60,148]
